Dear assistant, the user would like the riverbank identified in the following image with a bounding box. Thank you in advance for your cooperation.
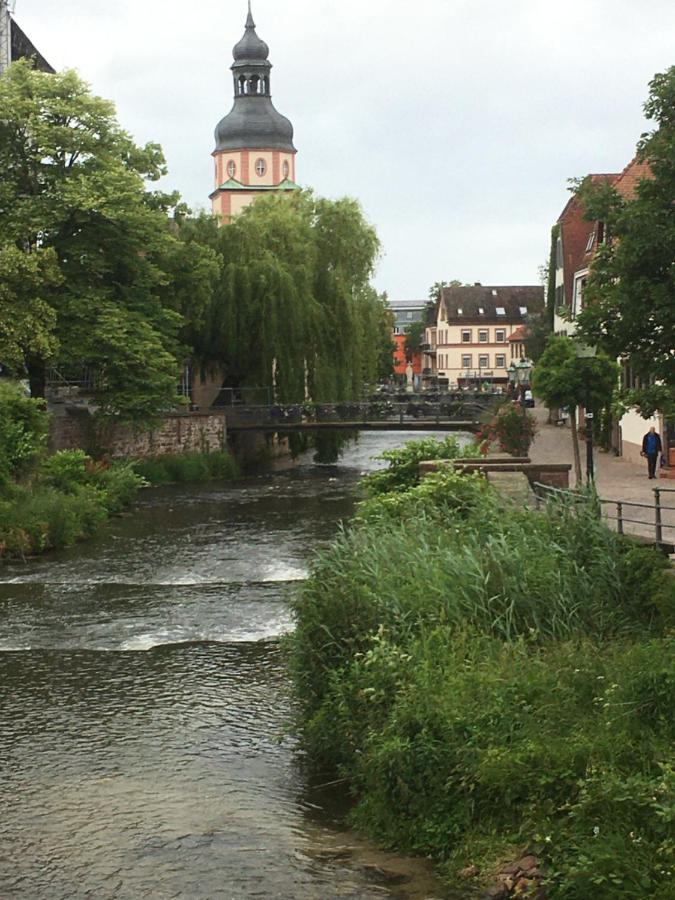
[290,440,675,898]
[0,449,240,562]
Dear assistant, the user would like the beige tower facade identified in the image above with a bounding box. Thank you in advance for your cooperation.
[210,5,298,221]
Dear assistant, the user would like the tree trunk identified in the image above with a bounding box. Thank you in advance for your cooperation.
[570,405,582,486]
[27,357,46,399]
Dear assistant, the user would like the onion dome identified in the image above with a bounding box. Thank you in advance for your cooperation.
[232,4,269,63]
[214,3,296,153]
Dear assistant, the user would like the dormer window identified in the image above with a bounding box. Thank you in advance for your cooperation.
[496,307,506,316]
[478,307,484,315]
[457,308,463,316]
[519,306,528,316]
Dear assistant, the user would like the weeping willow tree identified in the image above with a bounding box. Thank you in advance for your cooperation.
[178,191,392,403]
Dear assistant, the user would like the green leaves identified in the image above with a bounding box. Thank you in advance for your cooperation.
[177,191,388,402]
[574,66,675,417]
[0,61,216,422]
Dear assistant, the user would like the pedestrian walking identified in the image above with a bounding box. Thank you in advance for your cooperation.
[641,426,662,479]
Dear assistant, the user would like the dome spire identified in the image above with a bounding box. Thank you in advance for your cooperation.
[246,1,255,29]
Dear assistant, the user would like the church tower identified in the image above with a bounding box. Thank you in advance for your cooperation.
[210,3,298,220]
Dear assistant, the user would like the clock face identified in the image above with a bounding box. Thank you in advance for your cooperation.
[255,158,267,176]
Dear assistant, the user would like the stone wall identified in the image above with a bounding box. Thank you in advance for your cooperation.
[49,408,227,459]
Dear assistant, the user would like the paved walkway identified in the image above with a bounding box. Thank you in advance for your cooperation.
[527,406,675,545]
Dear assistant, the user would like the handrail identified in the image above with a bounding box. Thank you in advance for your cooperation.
[532,481,674,545]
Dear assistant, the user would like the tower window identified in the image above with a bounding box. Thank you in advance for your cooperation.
[282,160,290,179]
[255,158,267,177]
[227,160,236,178]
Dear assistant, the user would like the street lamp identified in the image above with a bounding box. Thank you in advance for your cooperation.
[575,342,597,482]
[515,358,532,386]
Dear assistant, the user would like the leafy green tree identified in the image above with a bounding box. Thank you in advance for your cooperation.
[404,320,426,359]
[0,245,60,372]
[0,61,215,421]
[178,191,388,402]
[427,279,462,304]
[574,66,675,418]
[533,336,618,483]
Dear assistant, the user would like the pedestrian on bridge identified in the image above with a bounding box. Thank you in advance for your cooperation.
[641,426,662,479]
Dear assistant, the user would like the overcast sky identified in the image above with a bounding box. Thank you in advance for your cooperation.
[15,0,675,299]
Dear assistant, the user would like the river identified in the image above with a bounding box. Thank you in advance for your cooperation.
[0,432,469,900]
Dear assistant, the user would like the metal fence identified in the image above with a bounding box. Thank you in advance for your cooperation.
[533,482,675,548]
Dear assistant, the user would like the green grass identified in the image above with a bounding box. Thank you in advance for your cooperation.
[132,450,239,485]
[289,451,675,899]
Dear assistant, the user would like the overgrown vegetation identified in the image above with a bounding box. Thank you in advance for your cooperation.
[290,443,675,898]
[132,451,239,485]
[478,401,536,456]
[0,384,239,560]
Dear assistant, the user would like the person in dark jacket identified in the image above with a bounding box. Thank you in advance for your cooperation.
[641,426,663,479]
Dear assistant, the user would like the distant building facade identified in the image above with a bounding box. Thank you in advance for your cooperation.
[423,284,544,388]
[210,4,299,221]
[0,1,54,74]
[388,299,426,384]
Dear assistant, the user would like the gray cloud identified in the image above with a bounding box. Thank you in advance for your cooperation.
[16,0,675,297]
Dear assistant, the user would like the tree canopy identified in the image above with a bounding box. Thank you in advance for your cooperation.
[178,192,392,402]
[574,66,675,417]
[0,61,216,420]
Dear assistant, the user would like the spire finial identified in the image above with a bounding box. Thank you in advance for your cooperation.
[246,1,255,29]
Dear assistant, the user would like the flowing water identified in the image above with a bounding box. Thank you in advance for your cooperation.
[0,432,470,900]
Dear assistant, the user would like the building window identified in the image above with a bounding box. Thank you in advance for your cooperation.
[461,329,471,343]
[496,329,506,342]
[496,307,506,316]
[282,160,290,178]
[255,158,267,177]
[585,232,595,252]
[227,160,236,178]
[478,307,484,315]
[479,354,489,368]
[406,312,413,320]
[461,355,472,369]
[555,285,565,309]
[556,236,563,268]
[457,308,463,316]
[495,354,506,368]
[572,275,586,318]
[478,329,488,343]
[519,306,528,316]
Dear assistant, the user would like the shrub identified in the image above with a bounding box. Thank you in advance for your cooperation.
[0,382,49,484]
[132,451,239,485]
[95,462,147,514]
[361,435,476,497]
[478,401,537,456]
[39,449,91,492]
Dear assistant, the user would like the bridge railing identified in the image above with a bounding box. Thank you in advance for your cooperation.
[224,398,497,427]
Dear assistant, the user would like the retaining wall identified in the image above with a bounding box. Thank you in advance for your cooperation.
[49,408,227,458]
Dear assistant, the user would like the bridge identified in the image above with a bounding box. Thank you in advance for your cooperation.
[223,395,499,434]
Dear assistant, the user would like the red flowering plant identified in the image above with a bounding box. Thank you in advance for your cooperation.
[477,401,537,457]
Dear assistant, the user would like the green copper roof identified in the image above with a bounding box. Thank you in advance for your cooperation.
[215,177,300,192]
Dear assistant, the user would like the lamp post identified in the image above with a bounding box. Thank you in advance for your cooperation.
[575,342,596,482]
